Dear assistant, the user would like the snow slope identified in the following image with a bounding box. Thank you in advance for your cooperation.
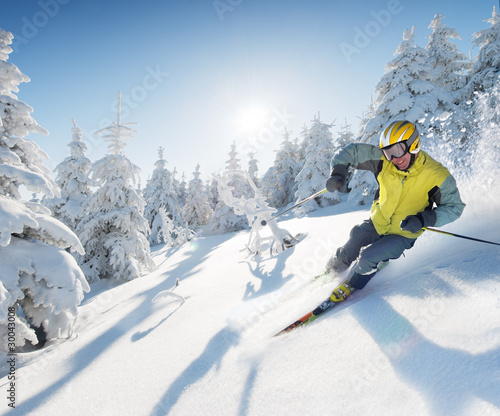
[1,200,499,416]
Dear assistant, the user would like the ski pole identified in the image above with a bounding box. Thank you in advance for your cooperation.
[423,227,500,246]
[261,188,327,226]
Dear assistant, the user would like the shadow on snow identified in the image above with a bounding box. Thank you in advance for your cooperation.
[351,296,500,415]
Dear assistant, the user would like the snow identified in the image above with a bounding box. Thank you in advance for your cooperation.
[2,11,500,415]
[1,199,498,416]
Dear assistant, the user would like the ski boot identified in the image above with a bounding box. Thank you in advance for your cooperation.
[329,281,354,303]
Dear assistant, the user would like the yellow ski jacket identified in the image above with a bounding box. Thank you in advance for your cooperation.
[330,143,465,239]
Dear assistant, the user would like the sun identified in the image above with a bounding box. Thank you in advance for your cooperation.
[235,104,269,134]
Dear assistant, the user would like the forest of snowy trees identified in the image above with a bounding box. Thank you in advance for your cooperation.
[2,7,500,349]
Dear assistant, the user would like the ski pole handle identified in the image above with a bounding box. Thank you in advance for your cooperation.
[261,188,327,226]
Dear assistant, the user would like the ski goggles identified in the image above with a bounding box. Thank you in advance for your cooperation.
[382,141,408,161]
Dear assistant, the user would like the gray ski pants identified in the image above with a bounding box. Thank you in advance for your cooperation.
[336,219,416,289]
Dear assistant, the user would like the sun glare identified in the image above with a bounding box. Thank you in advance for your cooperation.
[236,105,269,134]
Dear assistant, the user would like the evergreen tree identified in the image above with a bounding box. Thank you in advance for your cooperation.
[467,76,500,190]
[248,151,259,186]
[346,169,379,206]
[210,142,250,233]
[294,114,340,215]
[182,164,214,229]
[362,27,454,144]
[357,98,376,141]
[259,166,277,207]
[207,177,219,210]
[293,136,304,164]
[226,140,241,170]
[260,129,299,208]
[336,119,354,149]
[0,29,89,349]
[297,124,309,170]
[143,147,186,245]
[424,14,471,147]
[77,93,155,282]
[452,6,500,151]
[463,6,500,99]
[177,171,188,206]
[170,167,184,207]
[426,14,470,94]
[45,119,92,231]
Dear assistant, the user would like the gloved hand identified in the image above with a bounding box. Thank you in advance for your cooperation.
[401,210,438,233]
[326,174,345,192]
[400,214,424,233]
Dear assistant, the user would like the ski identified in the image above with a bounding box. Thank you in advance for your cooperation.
[274,288,355,336]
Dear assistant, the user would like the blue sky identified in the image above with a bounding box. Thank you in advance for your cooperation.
[1,0,497,187]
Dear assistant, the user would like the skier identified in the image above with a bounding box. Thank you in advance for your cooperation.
[325,120,465,302]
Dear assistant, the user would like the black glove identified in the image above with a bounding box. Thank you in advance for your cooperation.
[326,174,345,192]
[400,211,437,233]
[400,214,424,233]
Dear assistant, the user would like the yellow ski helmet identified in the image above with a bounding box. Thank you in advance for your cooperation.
[379,121,421,160]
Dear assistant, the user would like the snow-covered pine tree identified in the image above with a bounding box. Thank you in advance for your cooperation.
[463,6,500,99]
[226,140,240,170]
[336,119,354,149]
[259,166,277,207]
[294,114,340,215]
[156,206,176,246]
[210,142,250,233]
[362,26,454,144]
[77,93,155,282]
[424,14,471,147]
[260,129,300,208]
[177,171,187,207]
[0,28,89,349]
[207,177,219,210]
[426,14,470,94]
[170,167,184,207]
[248,150,259,186]
[296,123,309,171]
[143,147,186,246]
[465,74,500,196]
[293,136,303,164]
[357,97,376,141]
[453,6,500,155]
[182,164,213,229]
[44,119,92,231]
